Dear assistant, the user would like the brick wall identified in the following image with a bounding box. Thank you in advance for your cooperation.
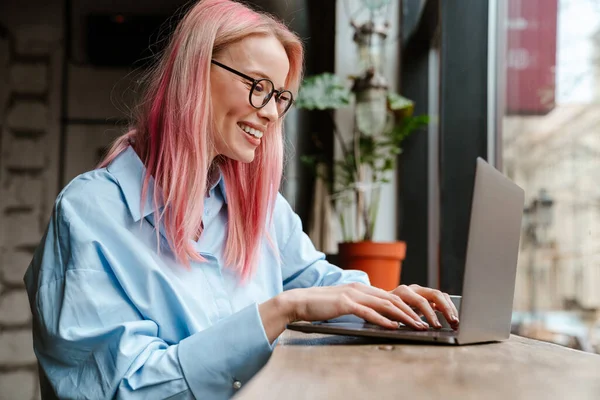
[0,23,62,400]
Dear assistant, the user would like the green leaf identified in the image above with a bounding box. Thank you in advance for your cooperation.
[299,154,318,167]
[387,92,414,119]
[295,73,351,110]
[297,85,430,241]
[390,114,429,145]
[358,136,377,165]
[382,158,394,171]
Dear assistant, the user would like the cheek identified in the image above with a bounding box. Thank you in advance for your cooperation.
[220,101,253,128]
[210,87,253,136]
[214,102,247,143]
[229,95,252,114]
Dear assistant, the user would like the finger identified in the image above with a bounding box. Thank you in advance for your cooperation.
[356,293,428,330]
[352,284,423,322]
[409,285,458,326]
[431,299,459,329]
[389,295,423,323]
[443,293,460,326]
[350,290,427,330]
[397,285,441,328]
[444,293,458,319]
[346,301,399,330]
[443,293,459,320]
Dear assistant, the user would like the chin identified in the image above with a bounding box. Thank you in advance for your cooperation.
[230,150,256,163]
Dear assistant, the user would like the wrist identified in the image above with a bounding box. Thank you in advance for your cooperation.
[276,290,298,324]
[258,291,298,343]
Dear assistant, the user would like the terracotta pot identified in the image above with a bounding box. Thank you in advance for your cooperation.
[338,241,406,291]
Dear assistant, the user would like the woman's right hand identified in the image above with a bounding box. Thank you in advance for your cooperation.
[259,283,428,343]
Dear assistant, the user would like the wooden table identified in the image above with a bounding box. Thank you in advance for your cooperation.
[234,329,600,400]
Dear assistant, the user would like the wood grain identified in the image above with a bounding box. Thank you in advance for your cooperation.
[234,329,600,400]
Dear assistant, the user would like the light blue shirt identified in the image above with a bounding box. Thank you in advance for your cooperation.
[24,146,369,400]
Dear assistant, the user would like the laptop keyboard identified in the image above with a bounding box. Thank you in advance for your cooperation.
[363,323,458,338]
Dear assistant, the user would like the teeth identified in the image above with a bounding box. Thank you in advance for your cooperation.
[238,123,263,138]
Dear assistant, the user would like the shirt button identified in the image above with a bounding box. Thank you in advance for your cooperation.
[233,380,242,390]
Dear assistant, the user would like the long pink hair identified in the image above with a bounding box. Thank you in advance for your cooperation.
[98,0,304,281]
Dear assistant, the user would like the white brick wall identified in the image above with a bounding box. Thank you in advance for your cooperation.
[5,138,46,171]
[0,37,8,112]
[2,213,42,248]
[0,20,61,400]
[4,176,44,210]
[14,25,61,57]
[0,371,38,400]
[10,64,48,95]
[7,101,49,133]
[0,330,36,365]
[1,250,33,285]
[0,290,31,325]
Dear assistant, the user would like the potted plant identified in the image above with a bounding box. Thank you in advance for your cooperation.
[296,71,428,290]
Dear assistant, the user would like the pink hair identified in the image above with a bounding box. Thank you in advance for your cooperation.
[98,0,304,281]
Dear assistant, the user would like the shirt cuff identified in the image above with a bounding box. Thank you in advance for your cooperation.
[177,302,273,399]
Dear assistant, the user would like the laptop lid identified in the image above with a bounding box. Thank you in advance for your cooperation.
[456,158,525,344]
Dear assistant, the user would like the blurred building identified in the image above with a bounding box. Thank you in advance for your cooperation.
[505,104,600,312]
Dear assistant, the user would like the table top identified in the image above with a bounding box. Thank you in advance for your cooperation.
[234,329,600,400]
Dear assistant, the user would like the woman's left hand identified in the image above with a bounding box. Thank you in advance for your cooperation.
[389,284,460,330]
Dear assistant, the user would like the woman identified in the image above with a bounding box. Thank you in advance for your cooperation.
[24,0,459,398]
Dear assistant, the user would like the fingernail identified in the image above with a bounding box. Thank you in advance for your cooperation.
[452,315,459,323]
[420,321,429,328]
[435,320,442,328]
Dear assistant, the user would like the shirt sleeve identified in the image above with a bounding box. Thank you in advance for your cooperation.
[25,188,273,400]
[274,194,370,291]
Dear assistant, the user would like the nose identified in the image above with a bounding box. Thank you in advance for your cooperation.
[256,95,279,122]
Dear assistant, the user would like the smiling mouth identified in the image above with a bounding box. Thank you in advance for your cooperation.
[238,123,264,139]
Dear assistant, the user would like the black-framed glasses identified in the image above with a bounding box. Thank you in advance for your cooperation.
[211,60,294,117]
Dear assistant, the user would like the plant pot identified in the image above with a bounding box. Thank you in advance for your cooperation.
[338,241,406,291]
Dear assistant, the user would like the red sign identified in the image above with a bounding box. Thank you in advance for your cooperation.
[506,0,558,115]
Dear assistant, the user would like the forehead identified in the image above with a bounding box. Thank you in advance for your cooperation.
[219,35,290,89]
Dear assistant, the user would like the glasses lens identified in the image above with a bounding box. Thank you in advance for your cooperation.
[250,80,294,117]
[250,79,275,108]
[276,90,294,116]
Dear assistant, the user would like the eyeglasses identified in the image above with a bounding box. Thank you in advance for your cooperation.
[211,60,294,118]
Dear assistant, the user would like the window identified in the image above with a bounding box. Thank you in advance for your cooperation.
[499,0,600,353]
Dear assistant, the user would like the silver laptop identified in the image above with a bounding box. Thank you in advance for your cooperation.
[287,157,525,345]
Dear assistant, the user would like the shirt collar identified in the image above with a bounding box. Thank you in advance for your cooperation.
[207,164,228,204]
[219,178,228,204]
[106,146,228,222]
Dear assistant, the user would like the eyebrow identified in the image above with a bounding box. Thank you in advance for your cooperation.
[245,69,286,91]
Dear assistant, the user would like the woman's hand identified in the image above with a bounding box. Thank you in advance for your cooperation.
[259,283,429,343]
[259,282,459,344]
[285,283,430,329]
[389,284,459,330]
